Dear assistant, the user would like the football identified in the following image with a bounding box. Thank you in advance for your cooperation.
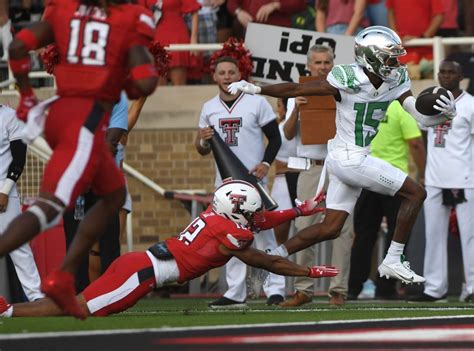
[415,86,450,116]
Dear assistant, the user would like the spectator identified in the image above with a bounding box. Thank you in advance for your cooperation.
[387,0,445,78]
[365,0,387,27]
[279,45,353,307]
[0,180,337,318]
[410,60,474,303]
[436,0,459,37]
[271,98,299,246]
[348,100,426,300]
[216,1,234,42]
[0,0,11,60]
[315,0,368,36]
[227,0,306,37]
[139,0,201,85]
[0,104,43,302]
[195,56,285,307]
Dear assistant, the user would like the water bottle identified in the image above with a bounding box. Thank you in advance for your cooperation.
[74,195,85,221]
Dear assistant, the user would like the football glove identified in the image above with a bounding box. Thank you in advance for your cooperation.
[308,265,339,278]
[433,90,456,120]
[294,192,326,217]
[16,88,38,122]
[228,80,261,95]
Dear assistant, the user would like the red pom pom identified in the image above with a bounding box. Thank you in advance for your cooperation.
[39,44,60,75]
[148,41,170,78]
[208,37,253,80]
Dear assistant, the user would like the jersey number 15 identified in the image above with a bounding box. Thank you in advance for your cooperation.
[67,19,110,66]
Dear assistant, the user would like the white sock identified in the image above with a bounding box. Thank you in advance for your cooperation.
[0,305,13,317]
[384,241,405,264]
[270,244,289,258]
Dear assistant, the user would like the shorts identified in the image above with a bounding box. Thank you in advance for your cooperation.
[42,97,125,208]
[325,154,407,214]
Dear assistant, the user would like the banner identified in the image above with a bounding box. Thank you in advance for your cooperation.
[245,23,355,84]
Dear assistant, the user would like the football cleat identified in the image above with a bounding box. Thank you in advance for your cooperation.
[378,257,425,284]
[41,270,87,320]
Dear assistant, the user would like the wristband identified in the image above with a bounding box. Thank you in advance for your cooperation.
[130,63,158,81]
[261,161,271,168]
[199,138,210,148]
[0,178,15,195]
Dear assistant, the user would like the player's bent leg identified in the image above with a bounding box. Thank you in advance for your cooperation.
[283,209,349,255]
[0,193,65,257]
[82,252,156,316]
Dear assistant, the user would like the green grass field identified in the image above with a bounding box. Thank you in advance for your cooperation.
[2,297,474,334]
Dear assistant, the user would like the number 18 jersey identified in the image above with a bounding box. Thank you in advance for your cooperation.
[43,0,155,101]
[327,63,411,149]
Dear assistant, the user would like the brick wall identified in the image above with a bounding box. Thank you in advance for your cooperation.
[125,129,216,245]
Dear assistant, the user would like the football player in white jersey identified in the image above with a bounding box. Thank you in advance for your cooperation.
[228,26,457,284]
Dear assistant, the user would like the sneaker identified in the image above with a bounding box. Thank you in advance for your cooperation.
[208,297,247,309]
[41,270,87,320]
[463,293,474,303]
[378,257,425,284]
[0,296,12,317]
[279,291,312,308]
[328,292,346,306]
[266,294,284,306]
[408,293,448,303]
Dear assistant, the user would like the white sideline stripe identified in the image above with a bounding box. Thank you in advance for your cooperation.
[1,314,474,340]
[55,127,94,205]
[87,273,140,314]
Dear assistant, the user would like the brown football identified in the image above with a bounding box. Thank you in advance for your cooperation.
[415,86,450,116]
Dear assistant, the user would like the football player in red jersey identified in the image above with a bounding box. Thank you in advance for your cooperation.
[0,181,338,318]
[0,0,158,319]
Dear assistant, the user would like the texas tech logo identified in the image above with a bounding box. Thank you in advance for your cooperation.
[229,193,247,213]
[219,118,242,146]
[434,120,452,148]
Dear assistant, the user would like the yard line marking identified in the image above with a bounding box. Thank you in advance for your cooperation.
[1,314,474,340]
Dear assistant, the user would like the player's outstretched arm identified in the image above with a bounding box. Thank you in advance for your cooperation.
[399,90,456,127]
[228,80,338,98]
[227,246,339,278]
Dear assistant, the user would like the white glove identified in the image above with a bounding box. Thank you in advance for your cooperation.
[20,95,59,144]
[433,90,456,120]
[228,80,261,95]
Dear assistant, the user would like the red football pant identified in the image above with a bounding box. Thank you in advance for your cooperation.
[42,97,125,208]
[82,252,156,316]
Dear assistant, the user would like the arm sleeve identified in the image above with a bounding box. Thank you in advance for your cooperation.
[7,140,27,182]
[252,208,298,231]
[402,95,449,127]
[261,120,281,164]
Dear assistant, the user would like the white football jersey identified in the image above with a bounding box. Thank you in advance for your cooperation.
[425,91,474,188]
[199,93,276,186]
[0,105,23,197]
[327,63,411,149]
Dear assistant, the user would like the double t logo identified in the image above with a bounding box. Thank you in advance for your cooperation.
[219,118,242,146]
[229,193,247,213]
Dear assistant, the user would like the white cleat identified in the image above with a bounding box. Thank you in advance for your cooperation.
[378,259,425,284]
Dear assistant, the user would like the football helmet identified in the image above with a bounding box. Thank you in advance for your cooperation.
[212,180,262,227]
[355,26,406,81]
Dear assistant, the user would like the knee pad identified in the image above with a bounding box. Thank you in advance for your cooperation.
[27,199,65,232]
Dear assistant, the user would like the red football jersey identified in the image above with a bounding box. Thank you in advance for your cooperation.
[166,208,254,283]
[43,0,155,101]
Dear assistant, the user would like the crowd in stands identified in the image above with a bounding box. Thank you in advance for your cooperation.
[0,0,472,82]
